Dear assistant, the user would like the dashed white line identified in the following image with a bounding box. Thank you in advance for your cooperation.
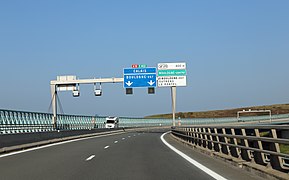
[0,132,125,158]
[161,132,227,180]
[122,138,126,140]
[104,146,110,149]
[128,136,131,138]
[86,155,95,161]
[114,141,118,144]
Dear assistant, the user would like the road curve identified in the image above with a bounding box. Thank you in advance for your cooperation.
[0,131,261,180]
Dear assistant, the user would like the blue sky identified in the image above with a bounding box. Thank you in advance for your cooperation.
[0,1,289,117]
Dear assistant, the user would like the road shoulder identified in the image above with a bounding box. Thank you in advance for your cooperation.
[163,132,264,180]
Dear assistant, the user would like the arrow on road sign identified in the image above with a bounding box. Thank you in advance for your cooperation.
[123,67,156,88]
[125,81,133,87]
[148,80,155,86]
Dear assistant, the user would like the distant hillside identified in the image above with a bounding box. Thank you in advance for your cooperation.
[145,104,289,119]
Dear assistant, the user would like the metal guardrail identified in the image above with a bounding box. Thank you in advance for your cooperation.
[1,108,289,135]
[171,125,289,172]
[0,109,172,134]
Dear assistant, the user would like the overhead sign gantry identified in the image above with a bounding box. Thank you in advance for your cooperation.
[50,76,124,128]
[50,62,187,128]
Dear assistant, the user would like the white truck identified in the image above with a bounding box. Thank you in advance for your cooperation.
[105,117,119,129]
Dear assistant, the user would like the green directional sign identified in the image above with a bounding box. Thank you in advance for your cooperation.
[138,64,147,68]
[158,69,187,76]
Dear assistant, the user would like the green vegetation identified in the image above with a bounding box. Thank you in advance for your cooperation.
[260,131,270,137]
[280,144,289,154]
[145,104,289,119]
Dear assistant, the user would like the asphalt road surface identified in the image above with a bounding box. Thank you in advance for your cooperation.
[0,131,262,180]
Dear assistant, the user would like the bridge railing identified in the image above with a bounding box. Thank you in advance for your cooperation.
[1,108,289,134]
[0,109,172,134]
[0,110,54,134]
[172,125,289,172]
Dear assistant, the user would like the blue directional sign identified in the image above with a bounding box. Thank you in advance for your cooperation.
[123,67,157,88]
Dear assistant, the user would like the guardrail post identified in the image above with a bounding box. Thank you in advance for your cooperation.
[203,128,208,148]
[186,128,190,143]
[200,128,204,147]
[195,128,200,146]
[213,128,221,152]
[189,128,193,144]
[222,128,230,155]
[253,128,267,166]
[230,128,240,158]
[207,128,213,150]
[240,128,253,161]
[191,128,195,145]
[269,129,285,170]
[192,128,196,145]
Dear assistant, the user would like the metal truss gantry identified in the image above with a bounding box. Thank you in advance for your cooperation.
[50,76,124,128]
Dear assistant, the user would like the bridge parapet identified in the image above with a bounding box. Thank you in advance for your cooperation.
[0,109,172,134]
[1,108,289,135]
[172,125,289,173]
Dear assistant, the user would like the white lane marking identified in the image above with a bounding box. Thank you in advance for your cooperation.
[133,135,136,137]
[161,132,227,180]
[0,139,81,158]
[104,146,110,149]
[0,132,125,158]
[114,141,118,144]
[128,136,131,138]
[86,155,95,161]
[122,138,125,140]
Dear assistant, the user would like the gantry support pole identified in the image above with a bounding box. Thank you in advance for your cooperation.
[50,84,57,129]
[171,86,177,127]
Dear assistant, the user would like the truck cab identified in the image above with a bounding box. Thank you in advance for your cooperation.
[105,117,119,129]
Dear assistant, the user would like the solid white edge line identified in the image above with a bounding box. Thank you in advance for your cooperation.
[0,139,81,158]
[86,155,95,161]
[0,132,124,158]
[161,132,227,180]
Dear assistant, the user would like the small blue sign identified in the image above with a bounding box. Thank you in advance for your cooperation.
[123,67,157,88]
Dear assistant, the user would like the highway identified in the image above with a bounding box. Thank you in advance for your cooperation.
[0,131,262,180]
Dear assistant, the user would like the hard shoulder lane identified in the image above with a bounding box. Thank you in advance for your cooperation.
[164,133,263,180]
